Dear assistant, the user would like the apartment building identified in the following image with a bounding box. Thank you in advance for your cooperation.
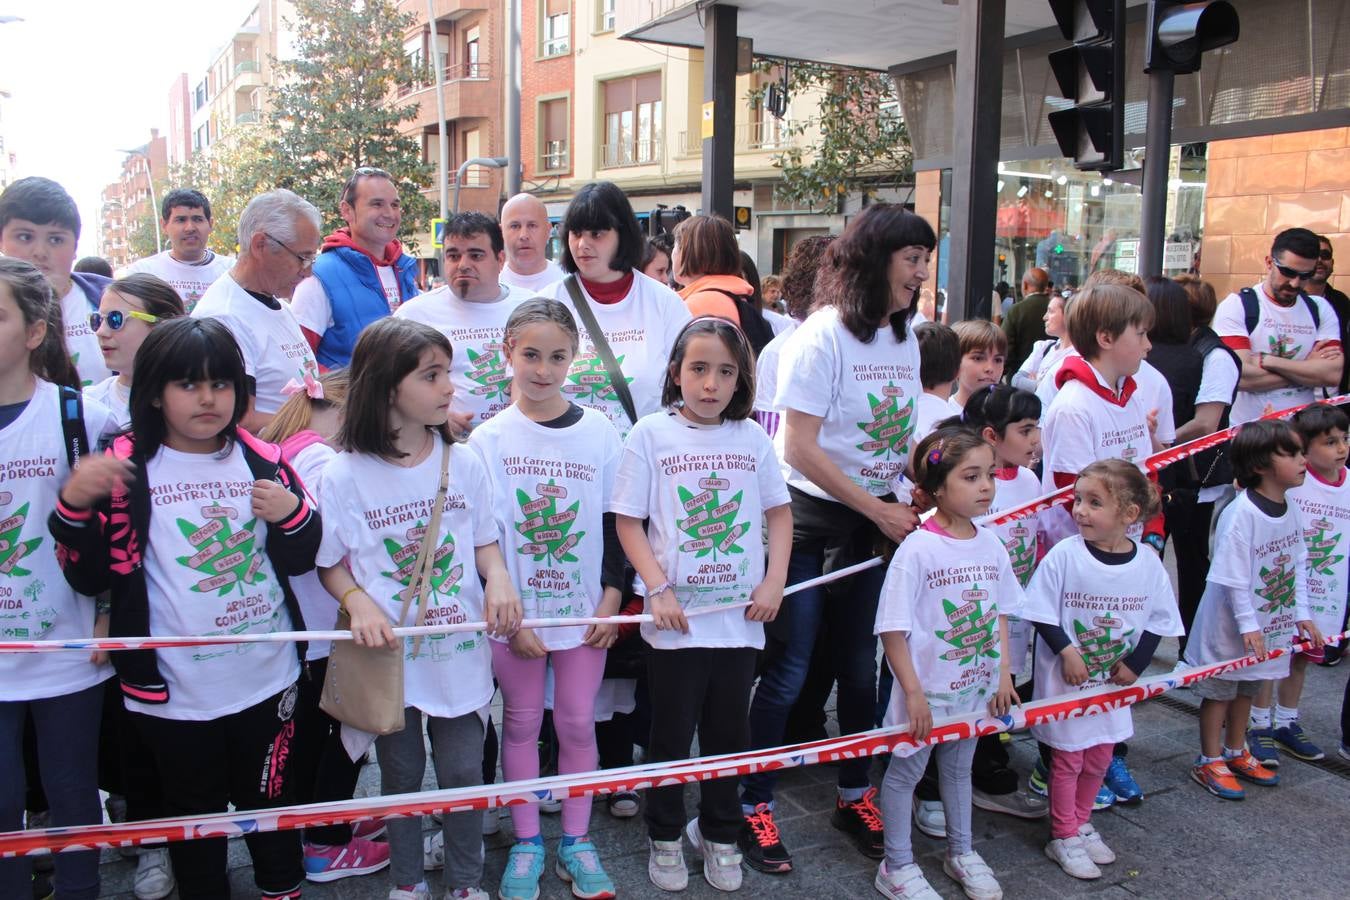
[99,130,169,271]
[0,90,15,195]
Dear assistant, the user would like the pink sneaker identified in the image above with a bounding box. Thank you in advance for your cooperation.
[351,819,387,841]
[303,837,391,882]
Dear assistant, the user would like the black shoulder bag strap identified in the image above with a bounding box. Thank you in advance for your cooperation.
[564,275,638,426]
[58,385,89,471]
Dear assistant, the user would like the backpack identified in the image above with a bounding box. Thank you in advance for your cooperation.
[1186,327,1240,491]
[58,385,90,471]
[705,287,775,354]
[1240,286,1319,334]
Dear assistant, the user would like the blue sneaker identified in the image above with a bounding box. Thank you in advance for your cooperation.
[1246,727,1281,768]
[1029,759,1049,797]
[1092,783,1117,810]
[1273,722,1325,760]
[1103,755,1142,805]
[555,839,615,899]
[499,841,545,900]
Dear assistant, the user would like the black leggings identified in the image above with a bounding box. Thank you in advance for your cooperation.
[291,659,364,846]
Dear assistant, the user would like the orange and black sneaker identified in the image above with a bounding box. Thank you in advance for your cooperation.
[1190,759,1245,800]
[737,803,792,874]
[831,786,886,859]
[1226,749,1280,786]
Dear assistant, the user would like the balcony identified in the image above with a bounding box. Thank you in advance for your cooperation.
[676,120,794,157]
[406,0,491,21]
[234,59,260,77]
[235,109,261,125]
[601,137,663,169]
[540,141,569,172]
[403,59,497,131]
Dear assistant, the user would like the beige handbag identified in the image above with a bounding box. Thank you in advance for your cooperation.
[320,439,452,734]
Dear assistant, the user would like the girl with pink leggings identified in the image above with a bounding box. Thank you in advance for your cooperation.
[467,298,627,900]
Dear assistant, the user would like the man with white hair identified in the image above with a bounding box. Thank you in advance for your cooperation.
[192,189,322,431]
[499,192,563,292]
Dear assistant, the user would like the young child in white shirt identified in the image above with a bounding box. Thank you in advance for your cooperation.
[873,426,1021,900]
[1022,460,1182,880]
[85,273,186,430]
[1185,420,1323,801]
[948,320,1007,413]
[913,322,961,442]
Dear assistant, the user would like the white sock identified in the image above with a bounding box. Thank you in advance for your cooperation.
[1222,746,1244,760]
[1249,706,1272,729]
[1274,704,1299,729]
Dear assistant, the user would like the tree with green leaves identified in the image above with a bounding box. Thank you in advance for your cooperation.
[750,62,913,210]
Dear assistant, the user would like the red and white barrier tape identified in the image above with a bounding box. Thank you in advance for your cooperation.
[2,629,1342,858]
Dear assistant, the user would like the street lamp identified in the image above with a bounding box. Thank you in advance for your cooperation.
[451,156,509,215]
[116,147,161,253]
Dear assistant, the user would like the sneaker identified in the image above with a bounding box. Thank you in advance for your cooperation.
[447,889,490,900]
[303,838,391,883]
[1103,756,1142,805]
[132,847,175,900]
[647,837,688,892]
[1227,750,1280,786]
[912,798,946,839]
[482,808,501,837]
[1092,783,1116,811]
[831,787,886,859]
[1028,759,1049,797]
[686,818,744,892]
[1273,722,1326,761]
[607,791,639,818]
[1044,837,1101,880]
[390,886,435,900]
[423,831,444,871]
[1169,659,1191,688]
[942,850,1002,899]
[971,787,1048,819]
[875,861,942,899]
[1339,743,1350,762]
[1318,643,1342,666]
[1075,824,1115,865]
[352,819,387,841]
[105,793,130,859]
[738,803,792,874]
[1246,727,1281,767]
[556,839,616,900]
[1190,759,1245,800]
[498,841,546,900]
[539,796,563,815]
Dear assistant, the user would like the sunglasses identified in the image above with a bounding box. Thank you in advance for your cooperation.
[1320,248,1333,260]
[1273,262,1316,281]
[89,309,160,332]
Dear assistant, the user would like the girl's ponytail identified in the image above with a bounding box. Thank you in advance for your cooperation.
[38,291,80,389]
[0,257,78,388]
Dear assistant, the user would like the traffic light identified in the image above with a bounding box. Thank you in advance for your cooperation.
[1046,0,1124,172]
[1145,1,1239,74]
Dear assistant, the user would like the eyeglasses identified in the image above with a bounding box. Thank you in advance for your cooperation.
[264,233,317,268]
[1273,261,1316,281]
[89,309,160,332]
[1320,248,1334,260]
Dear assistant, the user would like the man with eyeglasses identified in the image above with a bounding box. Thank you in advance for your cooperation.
[290,167,419,369]
[1214,227,1343,425]
[192,189,322,431]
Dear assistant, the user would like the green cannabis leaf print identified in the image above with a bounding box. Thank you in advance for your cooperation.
[0,502,43,578]
[935,587,1000,664]
[1266,333,1302,360]
[515,480,585,563]
[676,472,749,560]
[1304,521,1344,576]
[381,523,462,602]
[174,513,266,597]
[1255,559,1298,614]
[464,345,511,402]
[1072,615,1136,678]
[565,353,633,403]
[1003,524,1037,587]
[855,385,915,458]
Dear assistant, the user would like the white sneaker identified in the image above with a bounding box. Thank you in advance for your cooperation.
[446,889,490,899]
[133,847,175,900]
[1076,824,1116,865]
[482,807,501,836]
[389,884,435,900]
[875,861,941,899]
[648,837,688,891]
[942,850,1002,900]
[1044,837,1101,880]
[685,818,743,892]
[539,796,562,814]
[423,831,444,871]
[912,798,946,838]
[1170,659,1192,688]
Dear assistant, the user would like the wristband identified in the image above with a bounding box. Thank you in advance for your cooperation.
[338,586,366,611]
[648,581,674,599]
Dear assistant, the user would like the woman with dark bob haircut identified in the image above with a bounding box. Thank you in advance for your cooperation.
[544,181,691,439]
[736,203,932,872]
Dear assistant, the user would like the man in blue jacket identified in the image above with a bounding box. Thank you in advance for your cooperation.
[290,167,419,367]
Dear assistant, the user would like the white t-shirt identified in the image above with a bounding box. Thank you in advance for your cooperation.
[501,260,564,294]
[85,376,132,431]
[290,266,405,337]
[317,438,497,719]
[62,284,111,387]
[988,467,1044,676]
[0,380,115,701]
[1185,491,1311,680]
[1287,469,1350,638]
[753,322,798,414]
[469,404,621,651]
[544,272,691,439]
[1011,338,1060,393]
[192,274,320,415]
[395,284,533,428]
[1038,353,1174,443]
[774,306,923,498]
[764,308,794,336]
[1022,536,1182,751]
[132,443,300,719]
[873,525,1024,755]
[122,250,235,312]
[914,392,954,443]
[1195,346,1241,503]
[1214,284,1341,424]
[292,440,339,661]
[609,410,790,651]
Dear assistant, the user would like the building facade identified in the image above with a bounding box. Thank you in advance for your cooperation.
[99,130,169,271]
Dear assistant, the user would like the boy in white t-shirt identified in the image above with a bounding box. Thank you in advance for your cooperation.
[1245,403,1349,766]
[913,321,961,441]
[948,320,1006,412]
[1214,228,1342,425]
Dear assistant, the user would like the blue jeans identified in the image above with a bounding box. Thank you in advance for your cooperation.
[742,540,886,804]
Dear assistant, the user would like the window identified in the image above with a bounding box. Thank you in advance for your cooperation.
[464,28,481,78]
[193,80,208,111]
[539,97,569,171]
[404,34,424,77]
[597,0,615,32]
[542,0,569,56]
[602,73,662,167]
